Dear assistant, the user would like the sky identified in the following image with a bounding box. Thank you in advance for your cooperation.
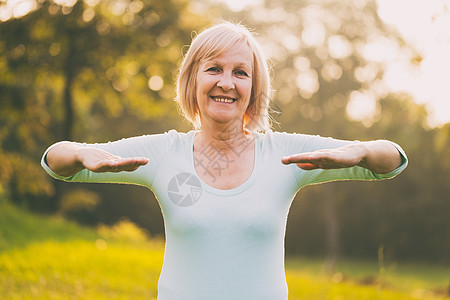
[376,0,450,127]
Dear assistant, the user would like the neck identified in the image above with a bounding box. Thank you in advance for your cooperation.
[197,119,251,152]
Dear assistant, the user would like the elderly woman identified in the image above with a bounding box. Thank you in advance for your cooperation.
[42,22,407,299]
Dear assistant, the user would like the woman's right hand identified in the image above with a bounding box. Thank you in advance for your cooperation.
[76,147,149,173]
[46,142,149,177]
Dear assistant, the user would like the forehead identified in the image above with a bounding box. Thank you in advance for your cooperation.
[202,41,253,68]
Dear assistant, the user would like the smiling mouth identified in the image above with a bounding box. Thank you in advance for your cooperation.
[210,96,236,103]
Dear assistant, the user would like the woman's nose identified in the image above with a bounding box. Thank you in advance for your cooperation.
[216,72,235,91]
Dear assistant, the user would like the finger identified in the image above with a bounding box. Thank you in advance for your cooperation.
[91,160,118,172]
[282,154,307,164]
[134,157,150,165]
[296,163,320,170]
[117,157,149,167]
[282,153,323,165]
[84,159,114,172]
[110,157,149,172]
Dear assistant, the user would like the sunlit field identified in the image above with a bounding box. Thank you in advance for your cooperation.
[1,201,448,299]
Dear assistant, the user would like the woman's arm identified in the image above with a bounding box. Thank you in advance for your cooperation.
[46,142,149,177]
[281,140,402,174]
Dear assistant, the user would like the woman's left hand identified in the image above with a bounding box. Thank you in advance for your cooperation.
[281,144,364,170]
[281,141,402,174]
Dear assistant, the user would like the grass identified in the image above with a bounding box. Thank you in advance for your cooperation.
[0,200,98,252]
[285,257,449,299]
[1,200,449,299]
[1,240,163,299]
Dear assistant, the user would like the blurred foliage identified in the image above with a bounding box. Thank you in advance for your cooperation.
[59,188,100,216]
[0,0,449,263]
[0,0,210,210]
[97,217,150,243]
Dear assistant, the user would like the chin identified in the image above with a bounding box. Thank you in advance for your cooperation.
[204,112,242,125]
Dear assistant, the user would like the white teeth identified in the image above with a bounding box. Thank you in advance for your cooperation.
[212,97,235,103]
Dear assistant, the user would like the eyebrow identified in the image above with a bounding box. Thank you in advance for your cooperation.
[205,59,252,71]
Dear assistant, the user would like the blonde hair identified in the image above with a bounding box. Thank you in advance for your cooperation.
[176,22,272,131]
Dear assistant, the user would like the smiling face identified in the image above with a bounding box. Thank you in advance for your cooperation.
[195,41,253,129]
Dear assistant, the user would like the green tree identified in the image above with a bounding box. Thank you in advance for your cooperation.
[0,0,209,213]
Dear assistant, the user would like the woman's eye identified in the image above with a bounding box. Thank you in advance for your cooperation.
[235,70,248,77]
[207,67,220,72]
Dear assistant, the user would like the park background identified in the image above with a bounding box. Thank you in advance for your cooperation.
[0,0,449,298]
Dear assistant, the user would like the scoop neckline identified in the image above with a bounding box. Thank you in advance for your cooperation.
[189,130,259,196]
